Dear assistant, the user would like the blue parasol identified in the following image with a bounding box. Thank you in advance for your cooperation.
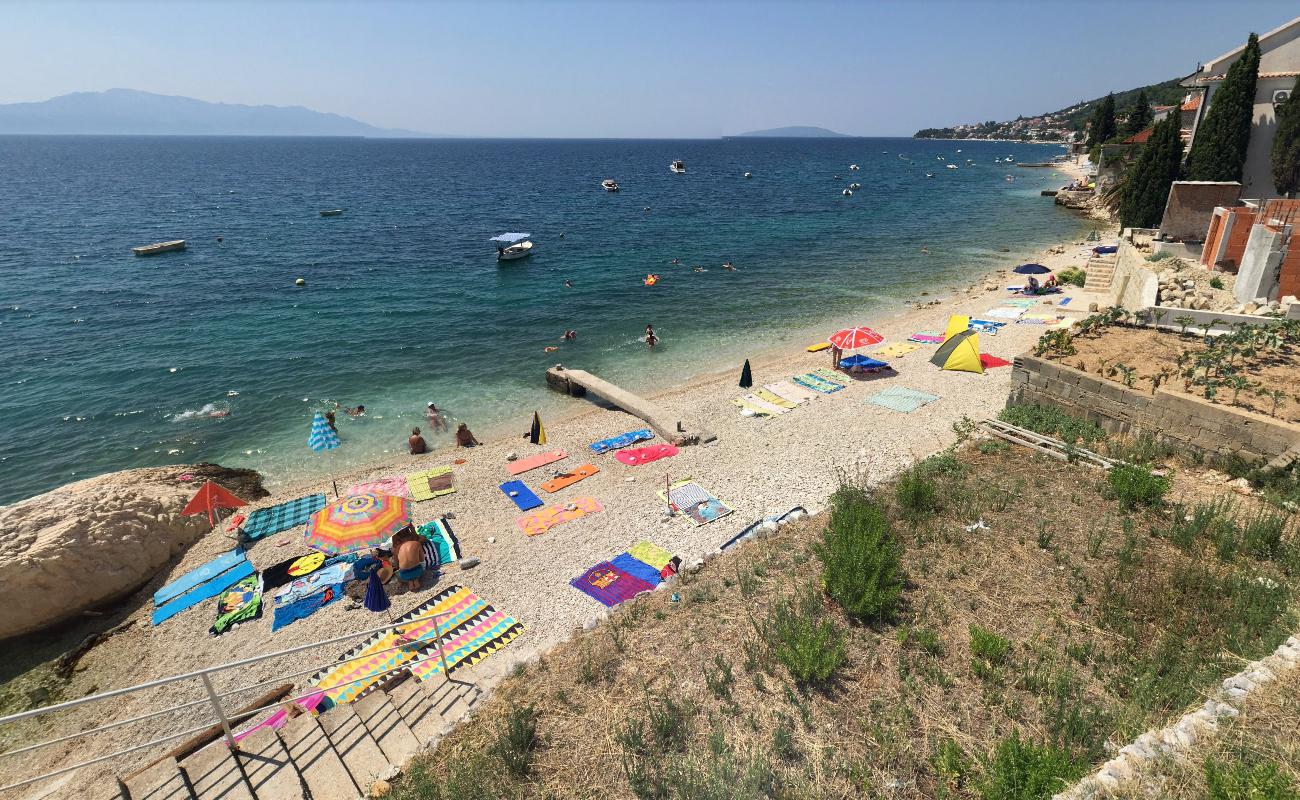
[1013,263,1051,275]
[364,570,391,614]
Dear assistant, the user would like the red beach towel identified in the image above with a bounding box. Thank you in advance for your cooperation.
[614,444,679,466]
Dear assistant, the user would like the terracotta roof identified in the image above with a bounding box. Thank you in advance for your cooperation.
[1153,105,1176,112]
[1123,127,1154,144]
[1199,70,1300,83]
[1180,96,1201,111]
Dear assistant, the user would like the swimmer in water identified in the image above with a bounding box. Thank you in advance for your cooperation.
[693,266,705,273]
[921,246,930,255]
[645,324,659,349]
[564,279,573,288]
[722,262,736,271]
[346,405,365,417]
[562,330,577,341]
[670,258,680,265]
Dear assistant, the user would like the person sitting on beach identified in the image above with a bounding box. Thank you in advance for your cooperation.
[1026,276,1040,294]
[456,422,479,447]
[426,403,447,432]
[392,528,426,591]
[1044,274,1058,289]
[408,427,428,455]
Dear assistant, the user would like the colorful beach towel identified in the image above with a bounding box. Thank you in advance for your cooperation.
[505,450,567,476]
[210,574,264,636]
[152,552,255,626]
[241,494,327,541]
[1018,313,1063,325]
[407,466,454,501]
[867,386,941,413]
[766,381,814,403]
[792,373,843,394]
[812,368,850,386]
[516,497,604,536]
[346,476,412,499]
[499,480,544,511]
[979,354,1013,368]
[658,480,734,526]
[873,342,920,358]
[909,331,946,344]
[614,444,679,466]
[610,552,664,586]
[417,518,461,565]
[628,540,675,572]
[1004,298,1039,308]
[262,552,325,592]
[271,581,343,632]
[741,394,789,415]
[275,559,354,605]
[589,429,654,454]
[540,464,600,493]
[570,562,656,608]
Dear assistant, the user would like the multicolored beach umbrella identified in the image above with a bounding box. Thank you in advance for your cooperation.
[308,412,340,452]
[828,326,884,350]
[305,492,412,555]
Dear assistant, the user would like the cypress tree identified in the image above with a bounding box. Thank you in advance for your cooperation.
[1086,93,1118,147]
[1185,33,1261,181]
[1124,90,1153,137]
[1272,76,1300,197]
[1119,113,1184,229]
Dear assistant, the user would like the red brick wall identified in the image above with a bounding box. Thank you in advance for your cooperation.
[1219,209,1257,271]
[1201,211,1227,269]
[1279,227,1300,300]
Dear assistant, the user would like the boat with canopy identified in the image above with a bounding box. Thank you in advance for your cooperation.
[491,232,534,262]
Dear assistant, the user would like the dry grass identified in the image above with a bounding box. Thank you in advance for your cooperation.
[392,444,1298,800]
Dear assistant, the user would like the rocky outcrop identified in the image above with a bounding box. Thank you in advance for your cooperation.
[0,464,266,640]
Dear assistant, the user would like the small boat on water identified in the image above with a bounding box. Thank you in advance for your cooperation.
[669,160,686,174]
[849,164,860,171]
[946,164,959,170]
[491,232,534,262]
[744,172,753,179]
[133,240,186,256]
[319,209,344,217]
[926,172,936,178]
[842,188,853,196]
[849,182,861,190]
[601,179,620,192]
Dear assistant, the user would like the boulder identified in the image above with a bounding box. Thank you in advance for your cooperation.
[0,464,266,640]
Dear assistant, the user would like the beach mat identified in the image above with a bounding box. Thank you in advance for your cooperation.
[274,559,354,605]
[271,581,344,632]
[152,554,255,626]
[346,476,412,499]
[262,552,326,592]
[506,450,567,476]
[754,388,797,409]
[792,373,843,394]
[615,444,679,466]
[417,518,461,565]
[210,574,264,636]
[873,342,920,358]
[628,540,675,572]
[517,497,604,536]
[154,549,247,606]
[1059,297,1073,306]
[867,386,940,414]
[611,552,664,585]
[540,464,600,493]
[980,354,1013,368]
[407,466,454,501]
[589,429,654,454]
[499,480,544,511]
[658,480,734,527]
[983,307,1026,320]
[812,367,849,386]
[909,331,945,344]
[1004,298,1039,308]
[732,398,773,416]
[570,562,657,608]
[766,381,814,403]
[742,393,788,415]
[806,342,831,352]
[241,494,327,541]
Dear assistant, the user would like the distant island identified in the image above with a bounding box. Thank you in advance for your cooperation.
[728,126,852,138]
[0,89,433,137]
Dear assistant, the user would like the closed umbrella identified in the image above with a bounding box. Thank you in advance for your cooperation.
[828,327,884,350]
[363,570,391,614]
[739,359,753,388]
[305,492,412,555]
[1013,263,1051,275]
[529,411,546,445]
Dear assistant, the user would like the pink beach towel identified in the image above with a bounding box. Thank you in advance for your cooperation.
[516,497,604,536]
[615,444,679,466]
[346,476,413,499]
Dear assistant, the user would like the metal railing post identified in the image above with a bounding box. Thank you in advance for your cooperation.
[429,612,452,677]
[198,673,235,748]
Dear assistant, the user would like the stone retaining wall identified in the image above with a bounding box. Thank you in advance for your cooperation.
[1009,355,1300,464]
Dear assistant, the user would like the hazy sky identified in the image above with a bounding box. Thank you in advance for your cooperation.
[1,0,1293,137]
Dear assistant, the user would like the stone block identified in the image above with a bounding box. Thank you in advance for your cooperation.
[353,691,420,765]
[180,742,253,800]
[124,757,195,800]
[278,712,360,800]
[386,677,446,743]
[238,728,306,800]
[318,704,390,788]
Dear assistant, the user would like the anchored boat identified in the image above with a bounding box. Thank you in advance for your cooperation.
[132,240,186,256]
[601,179,620,192]
[669,160,686,174]
[491,232,534,262]
[319,209,344,217]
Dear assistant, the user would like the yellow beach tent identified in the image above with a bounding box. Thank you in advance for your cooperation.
[931,315,983,374]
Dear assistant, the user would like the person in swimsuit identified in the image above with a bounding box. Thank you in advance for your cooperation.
[645,324,659,349]
[392,529,426,591]
[456,422,479,447]
[426,403,447,433]
[408,427,428,455]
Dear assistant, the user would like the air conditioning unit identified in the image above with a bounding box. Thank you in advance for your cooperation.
[1274,89,1292,109]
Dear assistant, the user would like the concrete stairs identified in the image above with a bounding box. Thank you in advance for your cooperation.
[119,670,486,800]
[1083,254,1117,293]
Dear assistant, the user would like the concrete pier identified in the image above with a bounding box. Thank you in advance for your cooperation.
[545,365,716,445]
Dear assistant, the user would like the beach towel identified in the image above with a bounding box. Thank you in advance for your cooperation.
[628,540,675,572]
[754,388,797,409]
[516,497,604,536]
[1004,298,1039,308]
[732,398,774,416]
[589,429,654,454]
[271,581,344,632]
[979,354,1012,368]
[658,480,735,526]
[610,552,664,586]
[867,386,940,413]
[873,342,920,358]
[983,307,1025,320]
[793,373,843,394]
[742,393,789,415]
[1018,313,1063,325]
[407,466,454,501]
[152,553,255,626]
[241,494,327,541]
[838,354,890,371]
[570,562,656,608]
[1059,297,1072,306]
[806,342,831,352]
[210,574,264,636]
[614,444,679,466]
[812,368,850,386]
[417,518,461,565]
[968,319,1007,329]
[154,549,247,606]
[908,331,945,344]
[499,480,544,511]
[540,464,600,493]
[505,450,567,476]
[346,476,412,499]
[262,552,326,592]
[408,606,526,682]
[766,381,814,403]
[274,559,354,606]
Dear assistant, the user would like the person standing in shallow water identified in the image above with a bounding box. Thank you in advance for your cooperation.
[645,324,659,349]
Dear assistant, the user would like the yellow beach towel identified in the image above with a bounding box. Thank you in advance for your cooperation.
[755,388,797,409]
[874,342,920,358]
[628,541,674,571]
[732,397,773,416]
[407,466,454,502]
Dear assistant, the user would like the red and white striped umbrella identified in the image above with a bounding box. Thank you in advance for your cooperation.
[828,327,884,350]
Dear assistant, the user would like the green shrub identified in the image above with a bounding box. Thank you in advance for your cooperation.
[766,588,846,687]
[999,405,1106,446]
[1107,464,1170,510]
[1241,509,1291,562]
[978,731,1086,800]
[1057,267,1087,287]
[1210,275,1226,290]
[649,696,692,752]
[1146,250,1174,262]
[969,625,1012,681]
[490,704,539,777]
[817,486,905,623]
[1107,433,1175,466]
[1204,755,1300,800]
[392,751,516,800]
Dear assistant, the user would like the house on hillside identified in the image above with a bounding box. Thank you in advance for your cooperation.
[1182,15,1300,198]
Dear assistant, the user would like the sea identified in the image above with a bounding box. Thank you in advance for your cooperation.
[0,136,1091,505]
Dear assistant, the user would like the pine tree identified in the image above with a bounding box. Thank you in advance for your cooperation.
[1119,113,1184,229]
[1185,33,1261,181]
[1124,90,1153,137]
[1086,93,1118,148]
[1272,76,1300,197]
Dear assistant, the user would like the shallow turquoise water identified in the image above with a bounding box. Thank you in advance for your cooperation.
[0,136,1087,503]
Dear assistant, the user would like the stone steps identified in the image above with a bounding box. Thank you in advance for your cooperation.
[1083,257,1116,292]
[119,672,484,800]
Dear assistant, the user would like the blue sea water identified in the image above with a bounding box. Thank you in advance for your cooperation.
[0,136,1088,504]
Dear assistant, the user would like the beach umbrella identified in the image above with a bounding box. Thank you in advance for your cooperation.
[739,359,753,388]
[363,570,391,614]
[304,492,412,555]
[181,481,246,528]
[529,411,547,445]
[828,326,884,350]
[308,411,341,497]
[1013,263,1051,275]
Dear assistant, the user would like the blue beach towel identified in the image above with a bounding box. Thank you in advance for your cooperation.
[838,354,890,371]
[589,429,654,454]
[610,552,663,586]
[1059,297,1072,306]
[153,549,247,606]
[152,555,255,626]
[241,494,327,541]
[271,581,345,632]
[793,374,843,394]
[499,480,543,511]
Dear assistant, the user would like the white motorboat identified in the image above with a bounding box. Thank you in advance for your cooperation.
[491,232,534,262]
[744,172,753,179]
[601,179,620,192]
[849,182,861,190]
[133,239,186,256]
[669,160,686,173]
[842,188,853,196]
[849,164,860,171]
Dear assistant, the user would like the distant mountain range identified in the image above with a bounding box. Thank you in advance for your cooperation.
[0,89,432,137]
[729,126,852,138]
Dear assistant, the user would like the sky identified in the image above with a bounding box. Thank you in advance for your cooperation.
[0,0,1294,138]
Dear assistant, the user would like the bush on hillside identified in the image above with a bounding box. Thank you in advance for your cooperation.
[1057,267,1087,287]
[817,485,905,623]
[765,588,845,687]
[1107,464,1170,510]
[978,731,1086,800]
[999,405,1107,447]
